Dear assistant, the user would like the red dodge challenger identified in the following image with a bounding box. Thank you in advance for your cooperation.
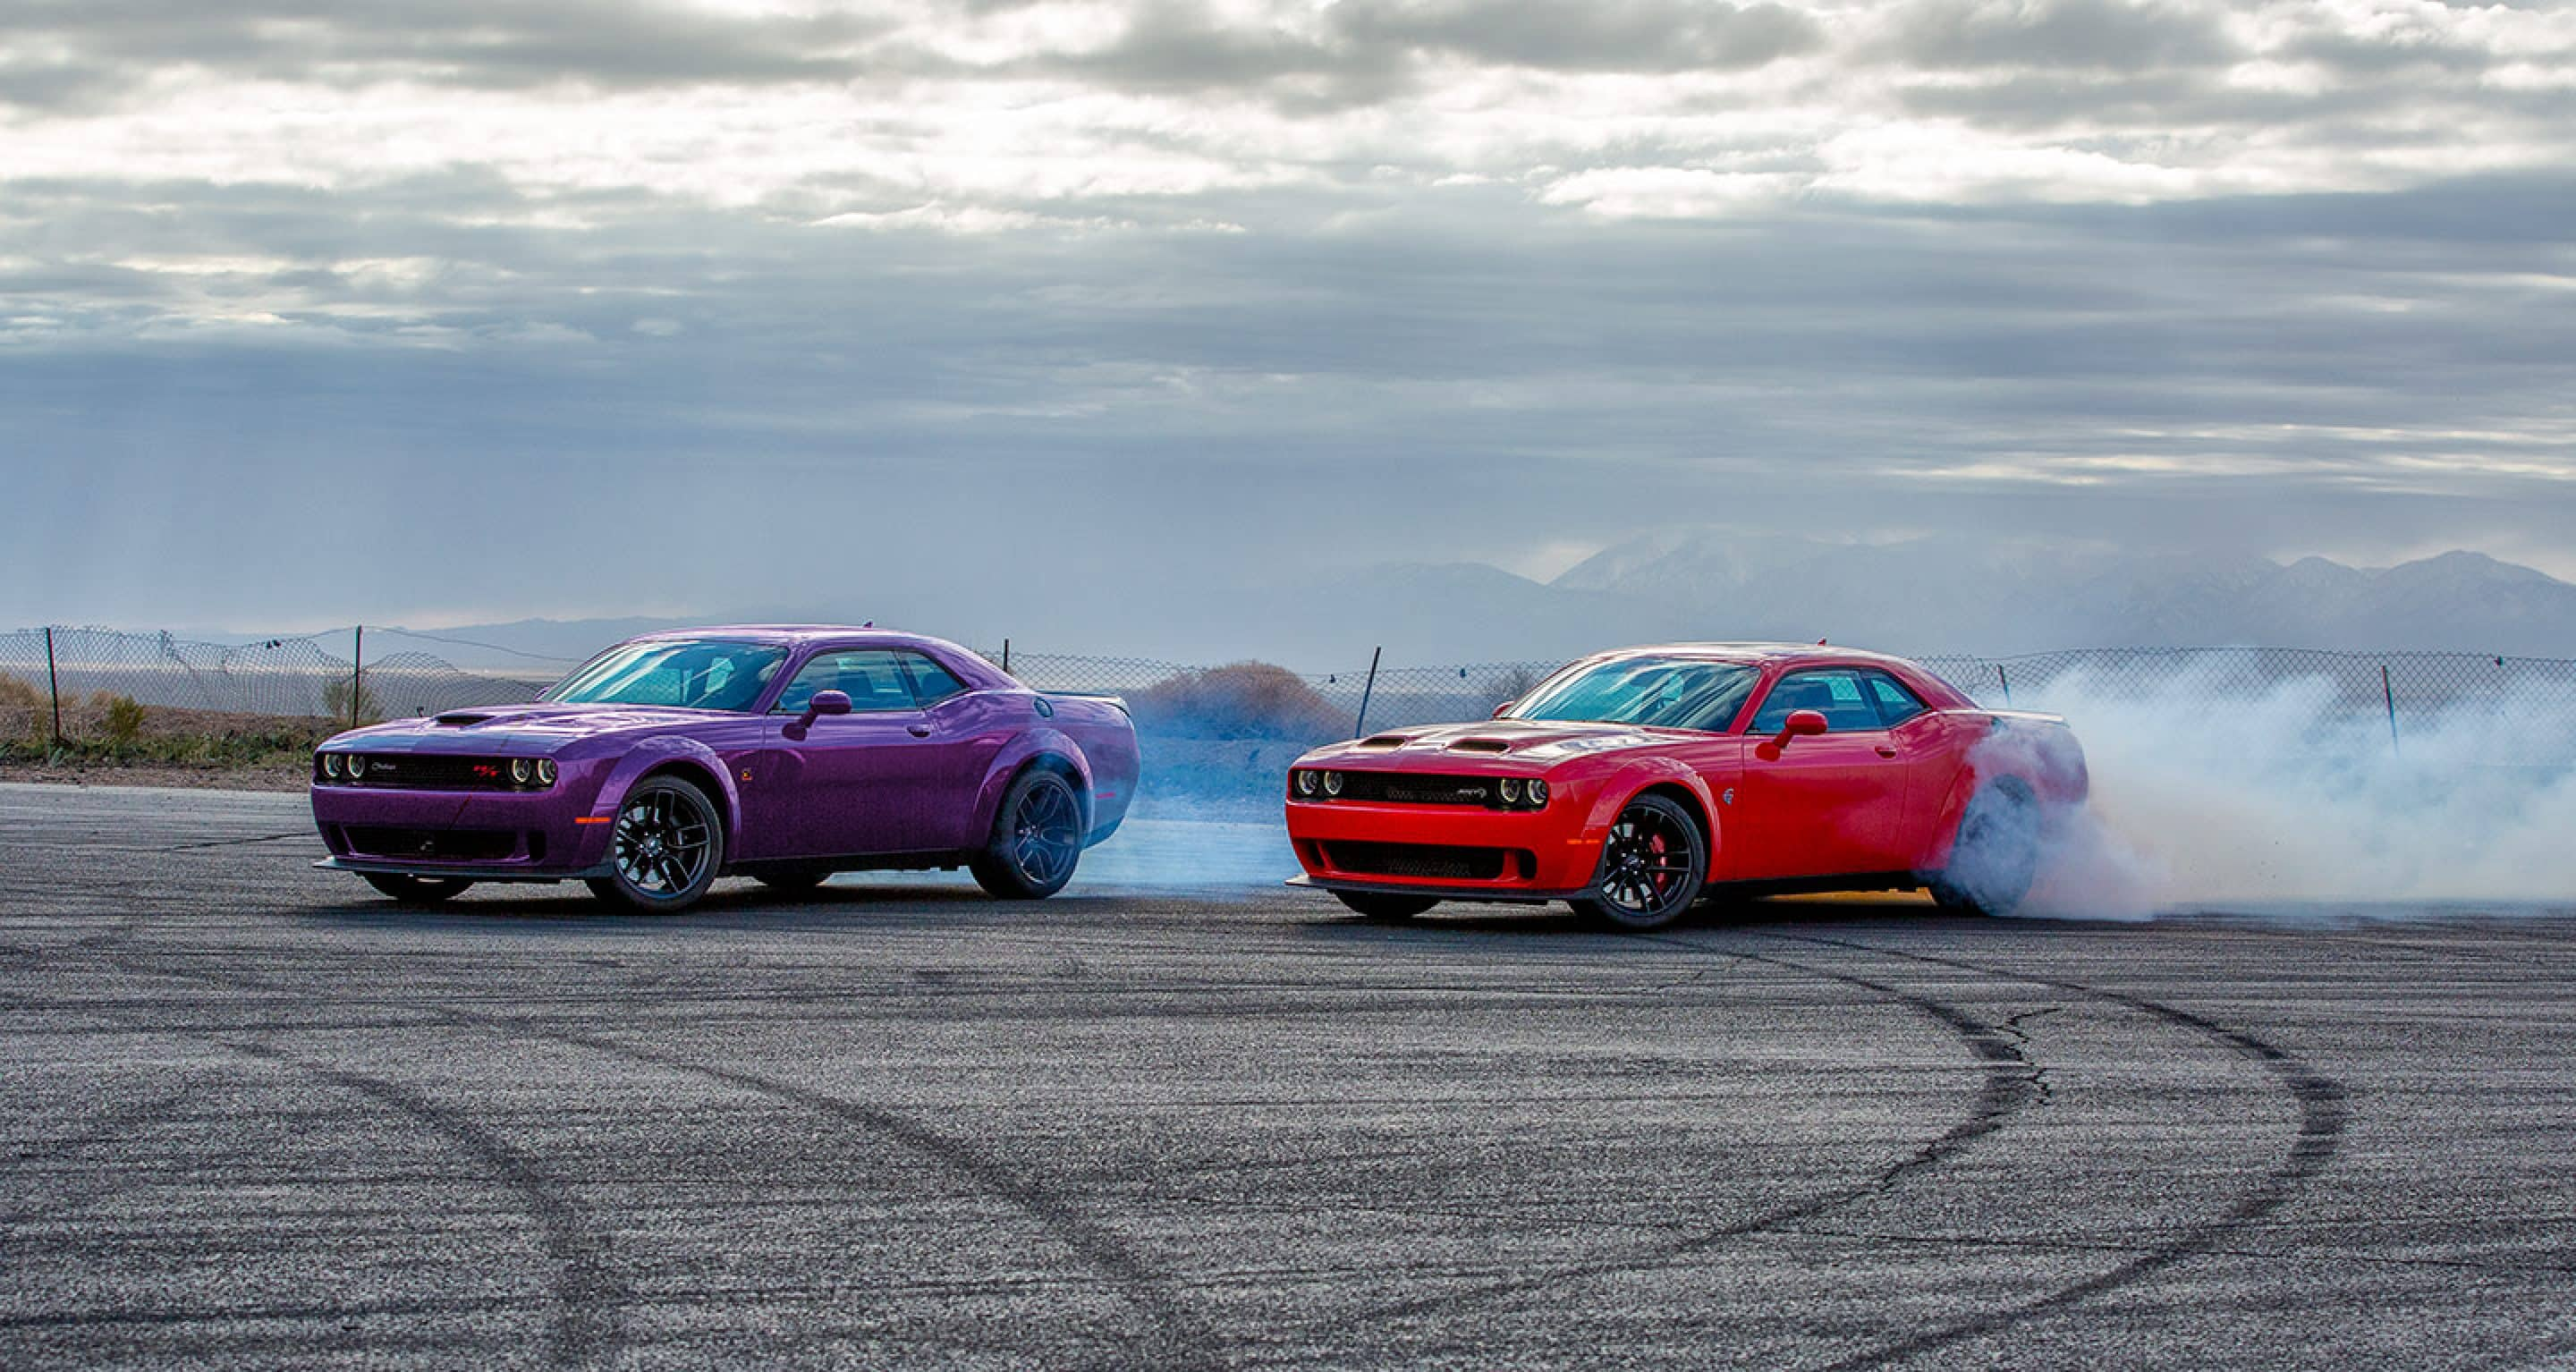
[1284,643,2089,929]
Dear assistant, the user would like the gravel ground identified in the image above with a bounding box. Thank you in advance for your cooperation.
[4,783,2574,1370]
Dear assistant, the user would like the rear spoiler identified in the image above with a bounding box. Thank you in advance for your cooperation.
[1044,691,1130,716]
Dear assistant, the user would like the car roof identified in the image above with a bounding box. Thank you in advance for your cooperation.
[628,624,930,647]
[1588,641,1928,669]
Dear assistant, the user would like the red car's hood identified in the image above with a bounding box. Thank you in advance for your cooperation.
[330,701,733,752]
[1302,718,1669,769]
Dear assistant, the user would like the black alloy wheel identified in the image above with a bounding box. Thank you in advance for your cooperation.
[973,767,1085,899]
[587,775,724,912]
[1572,793,1707,931]
[360,873,474,906]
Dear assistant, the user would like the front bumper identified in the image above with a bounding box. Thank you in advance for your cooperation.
[1284,797,1603,897]
[309,783,612,879]
[1284,873,1596,905]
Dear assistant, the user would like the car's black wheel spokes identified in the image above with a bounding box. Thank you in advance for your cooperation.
[614,788,714,898]
[1600,807,1696,919]
[1013,782,1080,885]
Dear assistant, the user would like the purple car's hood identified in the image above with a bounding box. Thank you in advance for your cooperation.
[1305,717,1672,768]
[333,701,734,752]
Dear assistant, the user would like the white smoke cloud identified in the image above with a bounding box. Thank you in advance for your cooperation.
[2016,667,2576,918]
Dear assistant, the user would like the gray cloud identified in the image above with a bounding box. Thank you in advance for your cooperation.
[1874,0,2237,72]
[1335,0,1825,73]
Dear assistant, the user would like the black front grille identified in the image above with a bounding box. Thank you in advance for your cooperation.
[1334,773,1506,806]
[343,827,518,861]
[325,755,523,790]
[1324,842,1508,881]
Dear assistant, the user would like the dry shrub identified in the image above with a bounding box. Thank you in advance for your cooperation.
[0,674,46,742]
[93,692,146,745]
[1128,662,1348,741]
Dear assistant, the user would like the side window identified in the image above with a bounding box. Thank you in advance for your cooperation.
[1862,672,1928,726]
[775,650,920,714]
[900,652,968,705]
[1749,669,1883,734]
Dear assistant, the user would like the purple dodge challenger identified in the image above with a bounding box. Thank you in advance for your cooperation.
[310,627,1139,911]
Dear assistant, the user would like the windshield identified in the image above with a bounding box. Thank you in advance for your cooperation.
[547,639,788,711]
[1510,657,1758,732]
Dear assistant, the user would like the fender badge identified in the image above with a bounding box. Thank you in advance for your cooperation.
[1722,787,1735,805]
[740,770,753,782]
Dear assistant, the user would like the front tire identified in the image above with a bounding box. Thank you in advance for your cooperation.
[1335,892,1436,921]
[585,775,725,913]
[1929,783,2041,918]
[971,767,1084,900]
[360,873,473,906]
[1572,793,1707,931]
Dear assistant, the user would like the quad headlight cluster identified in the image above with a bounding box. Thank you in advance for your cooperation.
[1292,768,1344,799]
[315,752,555,788]
[1289,769,1548,810]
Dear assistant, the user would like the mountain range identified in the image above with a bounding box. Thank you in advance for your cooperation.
[338,532,2576,672]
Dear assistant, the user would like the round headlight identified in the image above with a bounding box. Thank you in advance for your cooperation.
[1497,777,1522,803]
[321,752,343,779]
[346,755,368,780]
[1295,769,1319,797]
[536,758,556,786]
[510,758,534,785]
[1322,771,1343,797]
[1527,779,1549,807]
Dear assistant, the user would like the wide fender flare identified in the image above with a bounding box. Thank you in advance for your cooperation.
[589,737,745,843]
[1580,759,1726,878]
[971,727,1096,839]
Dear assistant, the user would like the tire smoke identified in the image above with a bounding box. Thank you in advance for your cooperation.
[2010,666,2576,918]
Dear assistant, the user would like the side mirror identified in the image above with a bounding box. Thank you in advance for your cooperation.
[1491,700,1514,720]
[787,690,852,740]
[1772,709,1829,749]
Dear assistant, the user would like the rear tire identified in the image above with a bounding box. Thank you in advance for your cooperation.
[1335,892,1436,921]
[1929,783,2041,918]
[585,775,725,913]
[360,873,473,906]
[1572,793,1707,932]
[971,767,1084,900]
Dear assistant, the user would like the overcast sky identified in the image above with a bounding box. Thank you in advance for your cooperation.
[5,0,2573,637]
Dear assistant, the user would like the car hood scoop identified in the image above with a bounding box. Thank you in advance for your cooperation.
[1309,718,1664,766]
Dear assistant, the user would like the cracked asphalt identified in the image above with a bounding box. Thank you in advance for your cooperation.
[4,782,2575,1369]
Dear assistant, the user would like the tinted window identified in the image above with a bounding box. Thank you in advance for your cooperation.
[1863,672,1928,726]
[901,653,968,704]
[1511,657,1759,732]
[548,639,786,712]
[1749,669,1884,733]
[775,650,923,714]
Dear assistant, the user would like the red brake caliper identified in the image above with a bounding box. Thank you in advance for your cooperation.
[1648,831,1669,897]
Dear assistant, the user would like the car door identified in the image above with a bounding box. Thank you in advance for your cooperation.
[750,648,962,860]
[1726,666,1914,881]
[1856,668,1960,866]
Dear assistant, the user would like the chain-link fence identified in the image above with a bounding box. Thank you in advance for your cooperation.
[5,626,2570,753]
[0,627,559,731]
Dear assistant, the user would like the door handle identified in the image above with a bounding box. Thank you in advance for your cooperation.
[1875,745,1898,758]
[908,724,932,738]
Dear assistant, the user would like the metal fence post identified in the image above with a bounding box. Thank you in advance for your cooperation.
[1996,662,2012,707]
[1002,638,1012,674]
[351,625,365,730]
[2381,663,2400,756]
[44,626,62,749]
[1352,646,1382,739]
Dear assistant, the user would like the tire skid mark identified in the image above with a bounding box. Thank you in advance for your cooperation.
[72,958,626,1372]
[97,950,1224,1372]
[517,1021,1225,1372]
[1770,933,2347,1372]
[1325,936,2048,1327]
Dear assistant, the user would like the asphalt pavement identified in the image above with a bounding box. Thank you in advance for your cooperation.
[4,782,2574,1370]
